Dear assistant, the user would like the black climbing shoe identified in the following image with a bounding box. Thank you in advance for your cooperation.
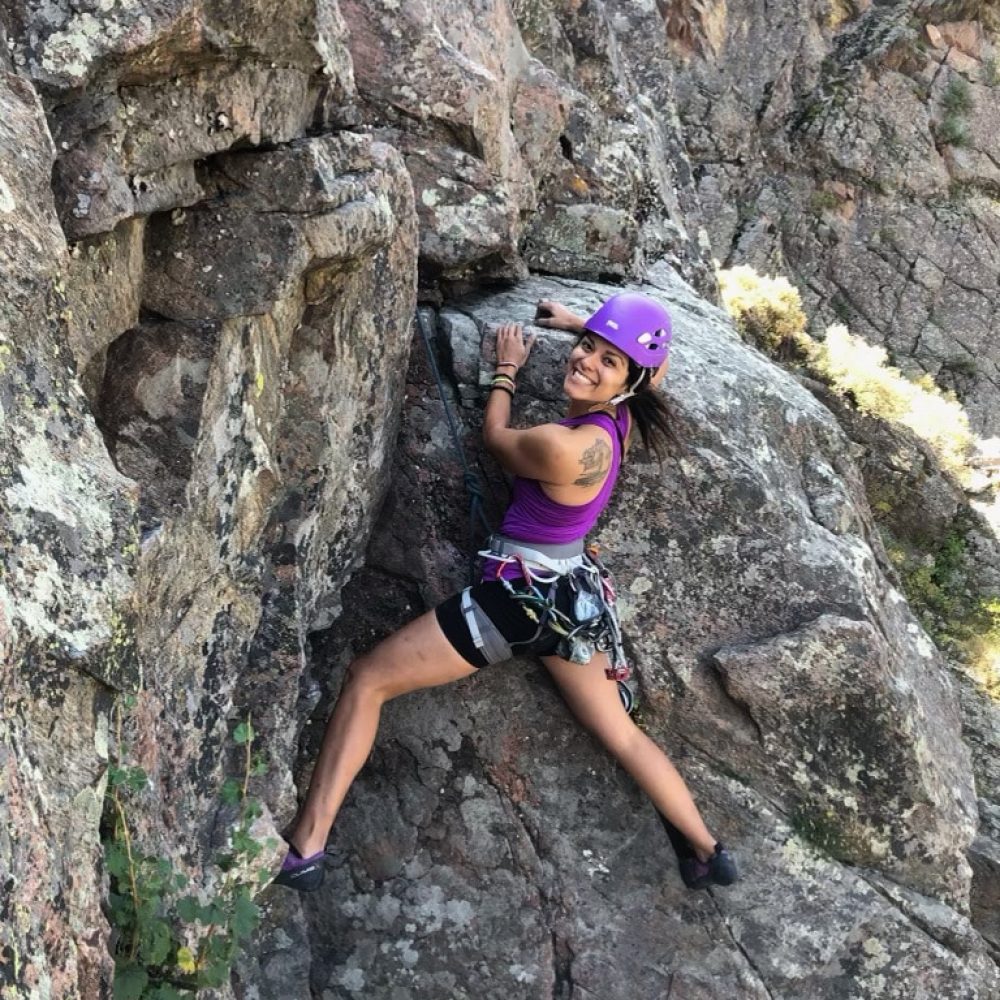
[679,843,738,890]
[273,845,326,892]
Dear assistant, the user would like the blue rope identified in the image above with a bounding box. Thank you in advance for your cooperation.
[415,308,493,583]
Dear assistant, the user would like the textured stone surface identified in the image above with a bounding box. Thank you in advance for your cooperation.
[98,315,220,528]
[63,217,145,400]
[713,614,968,884]
[121,132,418,903]
[7,0,354,239]
[341,0,714,291]
[513,0,716,292]
[0,67,136,999]
[652,0,1000,433]
[2,41,417,998]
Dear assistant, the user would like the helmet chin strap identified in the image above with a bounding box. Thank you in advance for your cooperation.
[605,368,649,406]
[606,390,635,406]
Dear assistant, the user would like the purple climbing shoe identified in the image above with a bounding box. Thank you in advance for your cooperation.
[679,844,738,890]
[273,845,326,892]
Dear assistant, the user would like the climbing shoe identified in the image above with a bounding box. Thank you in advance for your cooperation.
[679,843,738,890]
[273,845,326,892]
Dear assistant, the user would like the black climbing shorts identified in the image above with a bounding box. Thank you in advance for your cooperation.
[435,579,576,669]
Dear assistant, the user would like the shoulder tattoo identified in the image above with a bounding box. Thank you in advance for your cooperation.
[574,436,611,487]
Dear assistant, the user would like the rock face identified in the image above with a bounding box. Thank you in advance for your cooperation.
[107,128,419,996]
[2,7,419,993]
[336,0,715,291]
[0,67,136,999]
[660,1,1000,434]
[2,0,1000,998]
[505,2,1000,433]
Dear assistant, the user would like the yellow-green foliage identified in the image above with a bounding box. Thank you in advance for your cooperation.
[896,537,1000,699]
[718,266,974,477]
[718,265,809,353]
[810,325,974,477]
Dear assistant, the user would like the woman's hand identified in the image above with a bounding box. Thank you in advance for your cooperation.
[494,323,536,371]
[534,300,585,333]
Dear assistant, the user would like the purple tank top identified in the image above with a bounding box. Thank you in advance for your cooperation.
[484,408,629,580]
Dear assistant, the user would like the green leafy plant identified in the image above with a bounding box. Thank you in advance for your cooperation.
[718,267,975,478]
[885,528,1000,699]
[941,356,979,377]
[966,598,1000,699]
[809,325,974,478]
[936,76,973,148]
[105,704,272,999]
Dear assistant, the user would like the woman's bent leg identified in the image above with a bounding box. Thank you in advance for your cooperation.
[541,652,717,861]
[288,610,478,858]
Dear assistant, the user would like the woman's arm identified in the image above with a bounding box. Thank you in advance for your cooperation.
[483,323,607,485]
[535,300,586,333]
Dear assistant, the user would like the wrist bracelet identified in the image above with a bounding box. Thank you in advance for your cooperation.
[490,383,515,398]
[496,361,519,371]
[491,373,516,388]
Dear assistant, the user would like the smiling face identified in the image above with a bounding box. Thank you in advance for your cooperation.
[564,332,632,404]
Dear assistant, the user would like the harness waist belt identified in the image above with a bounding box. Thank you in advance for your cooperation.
[485,533,587,576]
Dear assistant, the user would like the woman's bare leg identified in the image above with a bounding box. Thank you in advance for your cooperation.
[288,610,478,857]
[541,652,717,861]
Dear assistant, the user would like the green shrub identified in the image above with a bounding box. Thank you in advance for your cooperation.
[942,356,979,377]
[936,114,970,147]
[809,325,974,478]
[104,705,273,999]
[935,76,973,147]
[886,530,1000,700]
[941,75,973,115]
[809,189,841,214]
[717,265,810,355]
[966,598,1000,699]
[717,268,974,478]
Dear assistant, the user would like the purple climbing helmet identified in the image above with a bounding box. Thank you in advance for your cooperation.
[584,292,672,369]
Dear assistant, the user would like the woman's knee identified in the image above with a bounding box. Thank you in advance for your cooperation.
[577,708,641,759]
[340,638,427,703]
[341,652,393,703]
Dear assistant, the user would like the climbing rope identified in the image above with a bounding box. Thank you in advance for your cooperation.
[414,307,494,584]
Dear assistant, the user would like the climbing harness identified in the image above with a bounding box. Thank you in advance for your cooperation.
[476,535,631,683]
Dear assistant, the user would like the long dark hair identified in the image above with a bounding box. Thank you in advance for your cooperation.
[622,361,679,461]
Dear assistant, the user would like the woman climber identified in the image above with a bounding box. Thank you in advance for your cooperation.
[275,292,738,893]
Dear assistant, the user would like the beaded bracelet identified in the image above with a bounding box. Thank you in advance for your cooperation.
[491,373,516,389]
